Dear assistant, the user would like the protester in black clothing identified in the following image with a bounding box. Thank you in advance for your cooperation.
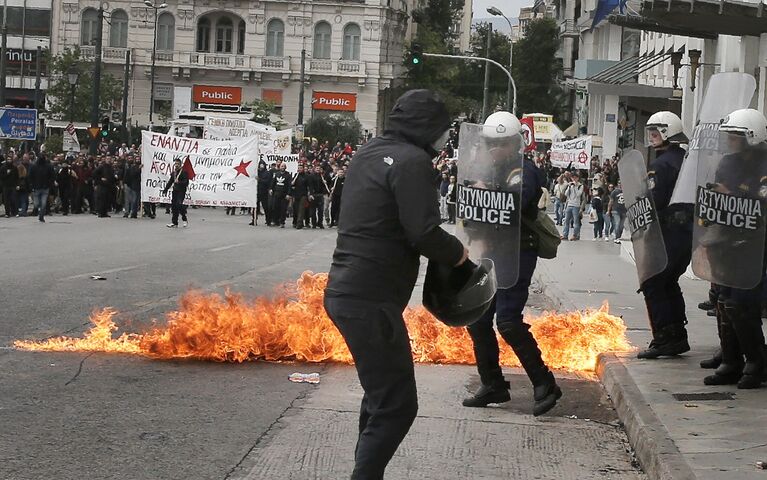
[0,155,19,217]
[324,90,469,479]
[92,158,115,218]
[329,167,345,227]
[309,164,329,228]
[56,162,75,216]
[123,160,142,218]
[253,162,272,226]
[28,154,55,222]
[270,163,291,228]
[162,158,189,228]
[290,163,312,229]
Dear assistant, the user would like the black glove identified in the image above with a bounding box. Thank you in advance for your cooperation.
[449,259,477,291]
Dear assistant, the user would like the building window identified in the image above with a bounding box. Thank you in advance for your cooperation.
[81,8,99,46]
[266,19,284,57]
[216,17,233,53]
[157,12,175,51]
[313,21,331,60]
[197,17,210,52]
[237,19,245,55]
[342,23,361,61]
[110,9,128,48]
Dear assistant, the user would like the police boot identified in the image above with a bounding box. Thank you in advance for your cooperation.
[637,324,690,359]
[499,324,562,417]
[704,302,743,386]
[699,348,722,369]
[462,380,511,408]
[729,306,765,389]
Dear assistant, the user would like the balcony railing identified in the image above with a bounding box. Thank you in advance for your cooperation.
[77,46,367,78]
[558,19,579,38]
[308,59,366,77]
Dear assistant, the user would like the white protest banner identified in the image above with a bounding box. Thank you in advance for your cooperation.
[549,135,592,170]
[260,128,293,156]
[63,123,80,153]
[203,117,274,141]
[260,153,301,174]
[141,131,259,207]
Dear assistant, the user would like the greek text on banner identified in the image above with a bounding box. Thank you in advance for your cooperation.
[140,131,259,207]
[550,136,592,170]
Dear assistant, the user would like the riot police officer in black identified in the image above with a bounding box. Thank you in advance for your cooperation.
[637,112,693,359]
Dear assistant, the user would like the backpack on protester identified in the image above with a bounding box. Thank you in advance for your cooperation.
[522,210,561,259]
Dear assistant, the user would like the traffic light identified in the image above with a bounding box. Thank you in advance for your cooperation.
[101,116,110,138]
[410,43,423,66]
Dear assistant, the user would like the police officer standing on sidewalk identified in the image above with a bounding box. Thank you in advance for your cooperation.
[459,112,562,416]
[324,90,475,479]
[636,112,694,359]
[697,109,767,388]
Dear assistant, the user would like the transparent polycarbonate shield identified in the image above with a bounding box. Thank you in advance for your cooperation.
[455,123,523,288]
[670,72,757,205]
[691,131,767,289]
[618,150,668,284]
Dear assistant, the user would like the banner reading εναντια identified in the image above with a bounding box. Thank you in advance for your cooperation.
[141,131,259,207]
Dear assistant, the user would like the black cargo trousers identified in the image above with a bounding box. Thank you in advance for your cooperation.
[324,295,418,480]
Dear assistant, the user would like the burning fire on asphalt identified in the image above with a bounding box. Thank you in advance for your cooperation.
[14,272,633,373]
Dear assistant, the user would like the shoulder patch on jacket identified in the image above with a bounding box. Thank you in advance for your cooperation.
[383,156,394,166]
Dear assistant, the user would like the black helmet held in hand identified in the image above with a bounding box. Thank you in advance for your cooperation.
[423,258,497,327]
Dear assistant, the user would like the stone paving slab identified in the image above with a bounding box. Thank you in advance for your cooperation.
[232,366,645,480]
[538,232,767,480]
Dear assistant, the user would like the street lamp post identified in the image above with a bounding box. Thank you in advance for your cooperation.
[144,0,167,129]
[67,69,79,123]
[487,6,514,113]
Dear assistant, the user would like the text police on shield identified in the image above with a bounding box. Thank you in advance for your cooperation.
[457,185,517,225]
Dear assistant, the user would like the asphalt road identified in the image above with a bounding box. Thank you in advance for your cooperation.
[0,210,645,480]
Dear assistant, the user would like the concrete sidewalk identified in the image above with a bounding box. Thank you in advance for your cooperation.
[536,230,767,480]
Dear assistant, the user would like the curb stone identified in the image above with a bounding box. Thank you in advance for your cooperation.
[597,354,697,480]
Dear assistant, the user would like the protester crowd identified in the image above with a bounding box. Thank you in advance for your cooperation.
[0,138,356,228]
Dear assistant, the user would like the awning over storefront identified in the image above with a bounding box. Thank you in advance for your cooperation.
[587,50,676,85]
[609,0,767,38]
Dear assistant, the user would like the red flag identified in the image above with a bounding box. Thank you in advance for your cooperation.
[520,117,537,152]
[182,156,196,181]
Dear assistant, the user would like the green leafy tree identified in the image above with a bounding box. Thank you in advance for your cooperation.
[304,114,362,145]
[247,99,277,125]
[405,0,467,114]
[453,23,513,119]
[45,47,124,122]
[511,18,565,119]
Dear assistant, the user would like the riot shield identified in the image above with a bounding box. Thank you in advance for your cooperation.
[455,123,523,288]
[618,150,668,284]
[691,131,767,289]
[670,72,757,205]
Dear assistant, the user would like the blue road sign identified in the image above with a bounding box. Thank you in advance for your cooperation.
[0,108,38,140]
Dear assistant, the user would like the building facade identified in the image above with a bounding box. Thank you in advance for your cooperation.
[3,0,52,108]
[50,0,412,136]
[555,0,767,159]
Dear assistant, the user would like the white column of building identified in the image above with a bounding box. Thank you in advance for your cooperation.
[759,34,767,113]
[602,94,619,157]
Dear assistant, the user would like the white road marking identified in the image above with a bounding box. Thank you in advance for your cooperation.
[208,243,247,252]
[62,263,149,280]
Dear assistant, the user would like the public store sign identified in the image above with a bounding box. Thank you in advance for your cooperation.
[0,107,37,140]
[192,85,242,105]
[311,91,357,112]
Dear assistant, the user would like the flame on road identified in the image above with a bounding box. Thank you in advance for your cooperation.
[15,272,632,373]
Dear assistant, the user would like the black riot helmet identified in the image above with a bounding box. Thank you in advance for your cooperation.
[423,258,497,327]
